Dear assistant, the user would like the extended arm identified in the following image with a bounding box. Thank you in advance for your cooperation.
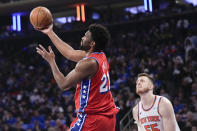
[36,45,97,90]
[50,58,97,90]
[37,24,86,62]
[47,30,86,62]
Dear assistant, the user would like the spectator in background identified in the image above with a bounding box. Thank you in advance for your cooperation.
[54,119,67,131]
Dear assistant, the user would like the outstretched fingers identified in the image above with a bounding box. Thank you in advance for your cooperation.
[39,44,47,52]
[36,47,45,57]
[36,45,49,58]
[48,46,53,53]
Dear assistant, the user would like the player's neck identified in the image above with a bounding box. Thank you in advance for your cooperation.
[140,92,155,107]
[86,48,94,56]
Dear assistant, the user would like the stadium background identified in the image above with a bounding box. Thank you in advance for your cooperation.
[0,0,197,130]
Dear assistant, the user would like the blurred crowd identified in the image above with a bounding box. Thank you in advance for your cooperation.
[0,2,197,131]
[0,0,23,4]
[109,18,197,130]
[1,2,197,39]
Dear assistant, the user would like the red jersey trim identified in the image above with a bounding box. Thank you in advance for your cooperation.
[88,57,99,63]
[157,97,163,118]
[142,95,157,111]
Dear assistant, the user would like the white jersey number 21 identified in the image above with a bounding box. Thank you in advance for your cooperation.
[100,72,110,94]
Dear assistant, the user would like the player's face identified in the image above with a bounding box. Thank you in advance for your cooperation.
[80,31,93,51]
[136,76,152,95]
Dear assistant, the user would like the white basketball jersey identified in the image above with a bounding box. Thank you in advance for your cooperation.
[138,95,180,131]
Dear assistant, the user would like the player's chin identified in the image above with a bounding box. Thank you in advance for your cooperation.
[136,89,140,94]
[136,89,144,94]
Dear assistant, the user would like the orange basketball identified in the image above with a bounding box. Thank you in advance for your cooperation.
[30,6,53,30]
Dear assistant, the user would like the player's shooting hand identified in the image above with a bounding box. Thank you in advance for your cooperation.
[36,45,55,64]
[34,23,53,35]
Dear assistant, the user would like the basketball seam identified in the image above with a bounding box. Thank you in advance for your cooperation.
[39,10,49,28]
[37,7,41,27]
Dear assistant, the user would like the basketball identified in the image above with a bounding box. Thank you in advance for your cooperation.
[30,6,53,30]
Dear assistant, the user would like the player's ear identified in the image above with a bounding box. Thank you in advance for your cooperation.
[148,81,154,90]
[150,83,154,90]
[90,41,95,47]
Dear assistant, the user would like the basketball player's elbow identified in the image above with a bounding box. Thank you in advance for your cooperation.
[58,81,71,91]
[58,83,67,91]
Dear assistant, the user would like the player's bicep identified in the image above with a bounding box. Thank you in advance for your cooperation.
[69,50,86,62]
[61,59,97,90]
[133,105,146,131]
[74,58,98,79]
[160,98,176,131]
[133,105,138,121]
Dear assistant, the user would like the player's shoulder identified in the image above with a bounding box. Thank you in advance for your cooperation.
[159,96,175,118]
[159,96,172,106]
[133,98,141,114]
[78,56,98,65]
[159,96,173,113]
[133,104,138,112]
[133,104,139,121]
[76,57,98,71]
[89,52,106,60]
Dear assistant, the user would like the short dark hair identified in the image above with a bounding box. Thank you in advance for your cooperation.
[137,73,154,85]
[88,24,111,52]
